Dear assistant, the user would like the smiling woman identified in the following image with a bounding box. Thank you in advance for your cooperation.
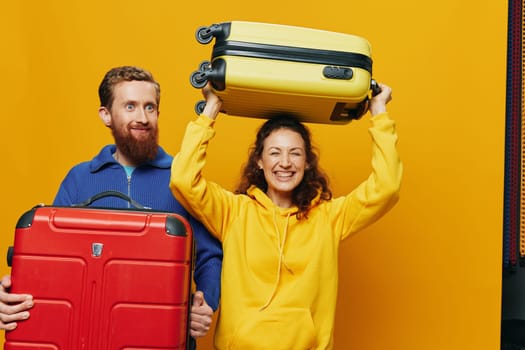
[257,127,308,208]
[243,116,324,212]
[169,83,402,350]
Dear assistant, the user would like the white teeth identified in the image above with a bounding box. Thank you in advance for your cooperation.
[275,172,293,177]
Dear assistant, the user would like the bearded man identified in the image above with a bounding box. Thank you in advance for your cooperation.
[0,66,223,346]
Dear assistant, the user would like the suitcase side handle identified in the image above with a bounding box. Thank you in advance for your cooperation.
[371,79,382,96]
[72,190,147,209]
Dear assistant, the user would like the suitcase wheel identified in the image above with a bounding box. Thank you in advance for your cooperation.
[189,60,211,88]
[195,26,215,44]
[194,100,206,115]
[190,71,208,88]
[198,60,211,71]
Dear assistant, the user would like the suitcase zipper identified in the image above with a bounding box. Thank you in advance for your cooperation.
[212,40,372,73]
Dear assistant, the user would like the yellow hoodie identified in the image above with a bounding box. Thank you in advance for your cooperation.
[170,113,402,350]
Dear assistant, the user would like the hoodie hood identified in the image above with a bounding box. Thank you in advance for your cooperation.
[246,185,324,215]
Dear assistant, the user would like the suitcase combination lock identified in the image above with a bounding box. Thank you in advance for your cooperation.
[322,66,353,80]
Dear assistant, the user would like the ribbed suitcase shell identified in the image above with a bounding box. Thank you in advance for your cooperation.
[4,205,193,350]
[191,21,376,124]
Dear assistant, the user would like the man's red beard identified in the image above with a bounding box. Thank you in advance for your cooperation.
[111,125,159,165]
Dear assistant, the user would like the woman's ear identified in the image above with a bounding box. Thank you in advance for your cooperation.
[98,107,111,127]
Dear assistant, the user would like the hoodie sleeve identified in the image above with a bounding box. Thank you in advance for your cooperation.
[189,214,222,311]
[333,112,403,240]
[170,115,235,241]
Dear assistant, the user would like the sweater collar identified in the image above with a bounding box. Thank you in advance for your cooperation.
[89,144,173,172]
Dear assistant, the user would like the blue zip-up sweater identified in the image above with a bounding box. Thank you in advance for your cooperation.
[53,144,222,310]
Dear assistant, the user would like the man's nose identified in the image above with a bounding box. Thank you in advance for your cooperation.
[136,108,148,123]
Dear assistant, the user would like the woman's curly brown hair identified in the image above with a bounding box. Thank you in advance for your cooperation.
[235,114,332,220]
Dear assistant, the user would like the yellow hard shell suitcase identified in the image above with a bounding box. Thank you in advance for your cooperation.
[190,21,380,125]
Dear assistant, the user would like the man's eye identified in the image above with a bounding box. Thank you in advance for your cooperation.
[146,105,155,112]
[126,104,134,110]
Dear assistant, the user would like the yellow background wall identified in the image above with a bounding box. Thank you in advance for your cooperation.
[0,0,506,349]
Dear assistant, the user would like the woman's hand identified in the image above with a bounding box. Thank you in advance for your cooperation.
[369,83,392,117]
[201,84,223,120]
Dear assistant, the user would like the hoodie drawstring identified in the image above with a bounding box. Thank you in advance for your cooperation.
[260,211,293,310]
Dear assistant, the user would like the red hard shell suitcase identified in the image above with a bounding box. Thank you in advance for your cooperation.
[190,21,380,125]
[4,191,194,350]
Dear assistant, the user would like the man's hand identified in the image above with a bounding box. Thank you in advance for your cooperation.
[190,291,213,338]
[0,275,33,331]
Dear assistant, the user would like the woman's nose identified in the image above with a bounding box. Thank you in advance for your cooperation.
[279,155,291,167]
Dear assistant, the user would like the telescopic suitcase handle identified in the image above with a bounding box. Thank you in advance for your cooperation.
[71,190,147,209]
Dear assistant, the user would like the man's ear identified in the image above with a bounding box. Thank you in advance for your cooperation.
[98,107,111,127]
